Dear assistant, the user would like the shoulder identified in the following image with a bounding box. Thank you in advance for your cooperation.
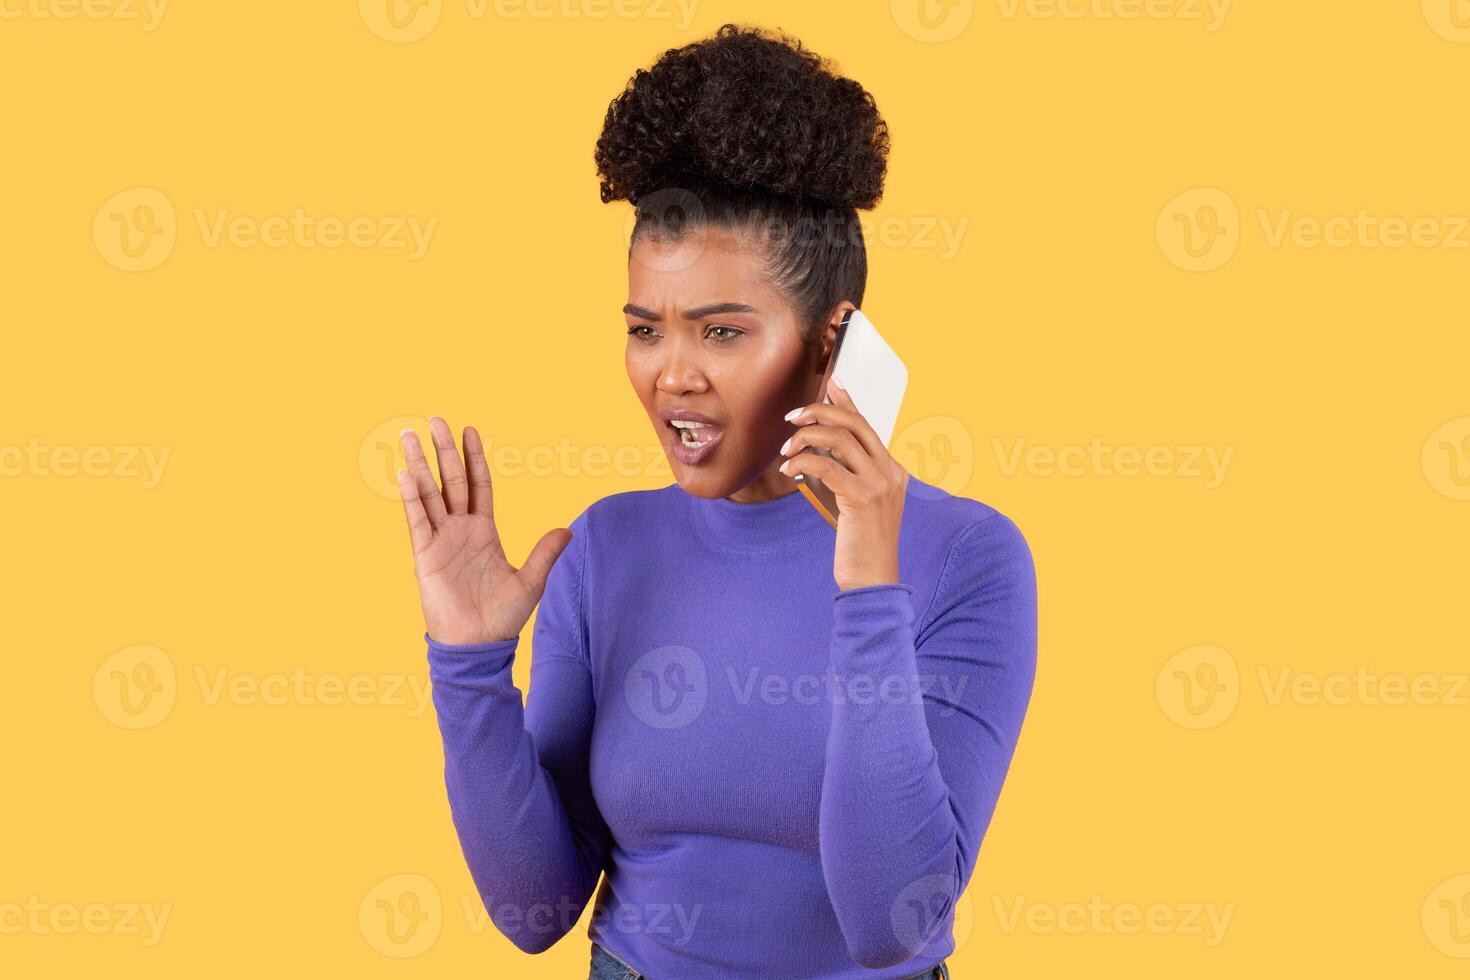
[900,481,1037,696]
[536,486,683,650]
[903,475,1034,572]
[563,483,684,547]
[902,476,1036,637]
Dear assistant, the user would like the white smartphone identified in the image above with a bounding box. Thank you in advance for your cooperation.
[794,309,908,528]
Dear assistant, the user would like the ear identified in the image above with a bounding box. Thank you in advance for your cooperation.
[814,300,857,375]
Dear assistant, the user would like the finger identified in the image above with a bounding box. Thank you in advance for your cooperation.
[782,423,872,474]
[517,527,574,602]
[787,399,863,432]
[821,379,889,460]
[429,416,469,514]
[463,425,494,517]
[397,467,434,554]
[401,428,448,526]
[787,400,886,469]
[780,449,857,496]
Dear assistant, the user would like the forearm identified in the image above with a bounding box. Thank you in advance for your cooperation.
[427,635,601,954]
[817,584,961,969]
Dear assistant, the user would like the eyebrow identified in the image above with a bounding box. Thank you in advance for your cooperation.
[623,302,760,322]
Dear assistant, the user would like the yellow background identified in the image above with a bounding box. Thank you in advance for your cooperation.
[3,0,1468,975]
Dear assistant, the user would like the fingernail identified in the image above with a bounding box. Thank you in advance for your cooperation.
[779,437,792,455]
[784,407,804,421]
[778,460,790,474]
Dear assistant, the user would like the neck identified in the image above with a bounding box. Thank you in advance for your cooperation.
[726,459,801,503]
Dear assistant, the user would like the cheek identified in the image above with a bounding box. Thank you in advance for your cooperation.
[720,352,808,438]
[625,345,655,395]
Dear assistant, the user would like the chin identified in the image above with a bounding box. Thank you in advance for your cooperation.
[671,469,735,498]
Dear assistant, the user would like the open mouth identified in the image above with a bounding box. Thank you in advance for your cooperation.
[665,418,725,463]
[669,419,719,448]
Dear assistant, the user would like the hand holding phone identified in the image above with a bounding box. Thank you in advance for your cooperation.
[792,309,908,528]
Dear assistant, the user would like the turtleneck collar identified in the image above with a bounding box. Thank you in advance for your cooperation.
[683,482,836,559]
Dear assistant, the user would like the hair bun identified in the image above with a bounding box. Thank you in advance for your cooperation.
[596,24,890,212]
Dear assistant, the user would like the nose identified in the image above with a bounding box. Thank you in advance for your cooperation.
[654,334,709,396]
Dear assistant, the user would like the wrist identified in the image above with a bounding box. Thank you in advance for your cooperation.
[835,565,902,591]
[425,628,517,648]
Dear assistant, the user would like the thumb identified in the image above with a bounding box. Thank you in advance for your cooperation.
[516,527,574,602]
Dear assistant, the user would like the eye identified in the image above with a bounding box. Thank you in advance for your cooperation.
[707,324,743,343]
[626,325,657,342]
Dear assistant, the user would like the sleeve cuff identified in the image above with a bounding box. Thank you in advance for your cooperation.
[424,631,519,655]
[834,582,915,601]
[831,582,917,671]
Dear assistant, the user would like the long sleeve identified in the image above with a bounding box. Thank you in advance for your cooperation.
[818,512,1038,970]
[425,511,610,954]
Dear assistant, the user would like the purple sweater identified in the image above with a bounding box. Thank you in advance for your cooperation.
[426,477,1037,978]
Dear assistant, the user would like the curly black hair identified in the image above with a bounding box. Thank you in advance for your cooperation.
[595,24,891,343]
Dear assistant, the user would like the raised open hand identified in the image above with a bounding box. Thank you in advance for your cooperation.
[397,417,572,646]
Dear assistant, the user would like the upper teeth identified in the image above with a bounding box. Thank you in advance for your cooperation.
[670,420,708,429]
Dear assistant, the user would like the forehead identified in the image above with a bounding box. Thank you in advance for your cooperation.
[626,227,782,310]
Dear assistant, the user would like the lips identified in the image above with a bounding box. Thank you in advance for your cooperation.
[659,409,725,466]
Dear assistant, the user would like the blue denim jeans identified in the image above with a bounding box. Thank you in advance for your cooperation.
[589,942,951,979]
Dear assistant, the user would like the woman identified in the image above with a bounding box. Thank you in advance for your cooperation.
[395,24,1036,980]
